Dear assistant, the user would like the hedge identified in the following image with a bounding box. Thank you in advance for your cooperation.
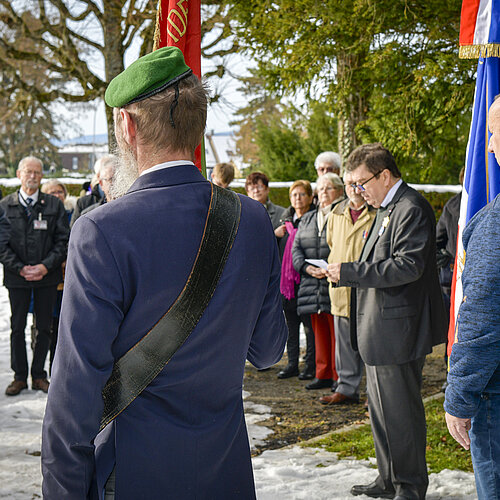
[1,183,454,221]
[232,187,455,221]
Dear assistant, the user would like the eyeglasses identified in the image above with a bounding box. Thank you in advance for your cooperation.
[247,184,266,192]
[349,170,383,192]
[22,170,42,177]
[316,166,334,174]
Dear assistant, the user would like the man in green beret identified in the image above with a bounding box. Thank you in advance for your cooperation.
[42,47,287,500]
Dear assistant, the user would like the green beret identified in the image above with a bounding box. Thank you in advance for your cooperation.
[105,47,192,108]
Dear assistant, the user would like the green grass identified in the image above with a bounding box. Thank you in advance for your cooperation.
[305,397,473,473]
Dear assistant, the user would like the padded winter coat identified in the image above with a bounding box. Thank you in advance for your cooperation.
[292,205,335,315]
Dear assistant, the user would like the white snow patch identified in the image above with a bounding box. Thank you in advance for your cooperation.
[0,269,477,499]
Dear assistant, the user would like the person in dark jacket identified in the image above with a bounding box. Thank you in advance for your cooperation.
[245,171,285,230]
[292,173,344,390]
[327,144,447,499]
[80,156,117,216]
[70,155,116,227]
[41,47,287,500]
[0,204,11,252]
[275,180,316,379]
[0,156,69,396]
[436,167,464,316]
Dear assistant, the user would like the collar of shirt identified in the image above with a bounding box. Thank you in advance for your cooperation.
[380,178,403,208]
[139,160,195,177]
[19,188,39,207]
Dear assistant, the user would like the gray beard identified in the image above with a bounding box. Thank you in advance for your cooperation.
[109,144,139,200]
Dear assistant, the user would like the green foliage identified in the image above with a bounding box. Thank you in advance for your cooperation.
[255,120,312,181]
[224,0,476,183]
[232,186,290,208]
[234,187,454,218]
[234,91,339,181]
[0,182,85,199]
[307,397,473,474]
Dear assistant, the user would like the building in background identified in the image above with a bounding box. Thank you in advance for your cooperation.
[56,131,241,177]
[55,134,108,173]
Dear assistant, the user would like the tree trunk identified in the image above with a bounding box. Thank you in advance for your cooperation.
[102,2,126,153]
[336,50,368,164]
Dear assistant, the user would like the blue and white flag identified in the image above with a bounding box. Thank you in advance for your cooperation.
[448,54,500,355]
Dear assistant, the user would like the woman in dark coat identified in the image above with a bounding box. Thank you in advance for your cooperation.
[292,173,344,390]
[275,180,316,379]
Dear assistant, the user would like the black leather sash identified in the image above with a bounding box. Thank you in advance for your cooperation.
[100,184,241,431]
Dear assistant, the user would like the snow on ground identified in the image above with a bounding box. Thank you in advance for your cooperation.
[0,271,477,499]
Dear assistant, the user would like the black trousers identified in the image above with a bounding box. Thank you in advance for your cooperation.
[8,286,58,381]
[366,357,428,500]
[282,296,315,370]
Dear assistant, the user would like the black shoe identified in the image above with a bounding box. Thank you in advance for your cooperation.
[298,367,315,380]
[351,481,395,499]
[331,379,338,391]
[277,365,299,379]
[305,378,333,390]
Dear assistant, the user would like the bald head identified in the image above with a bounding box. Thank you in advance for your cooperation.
[488,98,500,164]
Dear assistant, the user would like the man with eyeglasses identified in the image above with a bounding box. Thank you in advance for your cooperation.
[314,151,341,176]
[326,143,446,500]
[0,156,69,396]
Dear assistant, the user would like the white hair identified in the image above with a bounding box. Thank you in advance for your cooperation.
[314,151,341,171]
[94,155,118,176]
[18,156,43,171]
[317,172,344,190]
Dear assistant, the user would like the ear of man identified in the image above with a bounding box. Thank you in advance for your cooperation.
[120,109,137,148]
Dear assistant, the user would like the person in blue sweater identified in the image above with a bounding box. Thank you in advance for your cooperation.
[444,97,500,500]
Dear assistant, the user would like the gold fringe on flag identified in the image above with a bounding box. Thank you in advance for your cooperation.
[153,0,163,51]
[459,43,500,59]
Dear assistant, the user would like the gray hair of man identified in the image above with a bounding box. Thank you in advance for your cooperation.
[94,155,118,176]
[314,151,341,172]
[317,172,344,190]
[18,156,43,171]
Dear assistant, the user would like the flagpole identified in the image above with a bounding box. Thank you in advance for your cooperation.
[153,0,205,175]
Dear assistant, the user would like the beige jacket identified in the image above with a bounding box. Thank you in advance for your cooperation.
[327,199,375,317]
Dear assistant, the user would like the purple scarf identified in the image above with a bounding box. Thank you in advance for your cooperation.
[280,221,300,300]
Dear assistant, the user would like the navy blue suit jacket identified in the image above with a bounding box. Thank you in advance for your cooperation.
[41,165,287,499]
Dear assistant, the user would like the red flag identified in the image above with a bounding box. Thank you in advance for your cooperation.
[153,0,203,170]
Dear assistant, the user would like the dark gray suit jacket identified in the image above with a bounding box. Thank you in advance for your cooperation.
[266,200,285,230]
[339,182,447,366]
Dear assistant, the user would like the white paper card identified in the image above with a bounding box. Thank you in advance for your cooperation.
[305,259,328,270]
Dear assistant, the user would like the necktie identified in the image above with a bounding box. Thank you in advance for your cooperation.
[25,197,33,218]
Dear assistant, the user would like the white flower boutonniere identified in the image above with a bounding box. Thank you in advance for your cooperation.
[378,216,390,237]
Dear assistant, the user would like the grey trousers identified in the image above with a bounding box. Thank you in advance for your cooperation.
[366,358,428,500]
[333,315,363,398]
[104,467,116,500]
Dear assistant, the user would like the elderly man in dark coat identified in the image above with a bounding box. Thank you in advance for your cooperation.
[0,156,69,396]
[41,47,287,500]
[327,143,447,500]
